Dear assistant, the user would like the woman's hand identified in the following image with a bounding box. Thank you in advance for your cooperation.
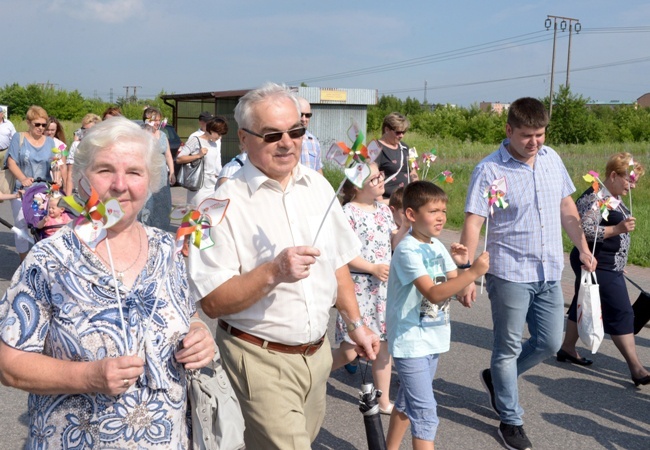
[450,242,469,266]
[175,322,216,370]
[616,217,636,234]
[87,355,145,396]
[200,147,208,157]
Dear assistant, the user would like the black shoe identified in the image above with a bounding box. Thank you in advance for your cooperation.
[480,369,499,417]
[632,374,650,386]
[498,423,532,450]
[556,348,593,366]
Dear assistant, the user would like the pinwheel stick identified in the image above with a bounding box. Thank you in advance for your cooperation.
[480,216,489,294]
[629,190,633,217]
[312,177,346,246]
[423,165,430,180]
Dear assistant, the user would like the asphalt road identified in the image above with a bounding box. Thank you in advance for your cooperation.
[0,189,649,449]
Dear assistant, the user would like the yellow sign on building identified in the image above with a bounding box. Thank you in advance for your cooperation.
[320,90,347,102]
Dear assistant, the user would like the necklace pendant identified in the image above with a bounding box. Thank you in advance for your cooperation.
[117,272,124,282]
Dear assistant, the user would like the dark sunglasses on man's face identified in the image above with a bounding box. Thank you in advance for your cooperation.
[242,126,306,143]
[301,113,313,118]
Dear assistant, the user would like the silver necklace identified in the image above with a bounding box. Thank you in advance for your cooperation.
[97,226,143,281]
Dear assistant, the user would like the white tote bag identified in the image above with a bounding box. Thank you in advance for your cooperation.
[576,269,604,354]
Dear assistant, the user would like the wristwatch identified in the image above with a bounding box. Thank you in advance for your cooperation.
[457,261,471,269]
[347,318,364,333]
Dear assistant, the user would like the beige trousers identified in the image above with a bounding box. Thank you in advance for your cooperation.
[216,326,333,450]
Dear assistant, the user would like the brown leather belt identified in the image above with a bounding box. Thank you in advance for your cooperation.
[218,320,325,356]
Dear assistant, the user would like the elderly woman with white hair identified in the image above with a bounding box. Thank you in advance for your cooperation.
[0,117,215,448]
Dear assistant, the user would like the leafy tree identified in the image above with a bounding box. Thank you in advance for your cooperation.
[544,86,602,144]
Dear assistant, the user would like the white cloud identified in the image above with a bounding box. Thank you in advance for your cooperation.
[49,0,145,24]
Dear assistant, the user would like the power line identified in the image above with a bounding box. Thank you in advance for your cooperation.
[379,55,650,96]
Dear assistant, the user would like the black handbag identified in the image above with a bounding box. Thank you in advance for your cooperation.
[625,276,650,335]
[178,137,205,192]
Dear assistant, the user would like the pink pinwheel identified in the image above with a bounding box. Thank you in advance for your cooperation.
[170,198,229,254]
[409,147,419,172]
[420,150,437,179]
[628,156,637,216]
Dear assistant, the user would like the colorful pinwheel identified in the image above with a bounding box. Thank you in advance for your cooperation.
[483,176,509,217]
[63,177,124,249]
[628,156,637,216]
[583,170,601,193]
[480,176,509,293]
[435,170,454,184]
[595,190,621,221]
[327,121,381,188]
[409,147,419,172]
[420,150,437,179]
[170,198,229,254]
[51,144,68,187]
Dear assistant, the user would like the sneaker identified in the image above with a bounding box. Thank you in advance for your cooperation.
[344,357,359,374]
[480,368,499,417]
[498,423,532,450]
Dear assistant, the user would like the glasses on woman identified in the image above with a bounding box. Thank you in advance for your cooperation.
[368,171,385,187]
[389,126,406,136]
[33,122,47,128]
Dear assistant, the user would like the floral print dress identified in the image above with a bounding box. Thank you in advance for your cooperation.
[335,201,394,343]
[0,226,195,449]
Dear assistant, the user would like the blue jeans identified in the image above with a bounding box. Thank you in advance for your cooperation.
[393,354,440,442]
[486,274,564,425]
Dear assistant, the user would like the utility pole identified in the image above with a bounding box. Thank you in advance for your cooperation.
[424,80,428,104]
[545,15,580,118]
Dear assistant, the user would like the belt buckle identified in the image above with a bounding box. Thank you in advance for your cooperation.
[302,338,323,356]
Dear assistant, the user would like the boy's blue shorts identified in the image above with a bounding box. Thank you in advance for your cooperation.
[393,354,440,442]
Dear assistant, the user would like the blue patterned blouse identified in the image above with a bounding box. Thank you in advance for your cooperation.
[0,225,196,449]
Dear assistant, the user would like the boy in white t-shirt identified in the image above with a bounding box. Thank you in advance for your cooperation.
[385,181,489,450]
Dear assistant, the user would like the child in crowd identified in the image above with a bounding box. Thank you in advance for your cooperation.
[331,163,396,414]
[385,181,489,450]
[388,186,410,248]
[36,193,71,238]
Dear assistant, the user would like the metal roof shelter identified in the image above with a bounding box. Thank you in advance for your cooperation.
[161,86,377,163]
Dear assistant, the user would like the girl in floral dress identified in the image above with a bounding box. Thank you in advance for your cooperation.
[332,162,396,414]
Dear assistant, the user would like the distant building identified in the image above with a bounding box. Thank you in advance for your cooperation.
[161,86,377,163]
[479,101,510,114]
[586,99,636,109]
[636,93,650,108]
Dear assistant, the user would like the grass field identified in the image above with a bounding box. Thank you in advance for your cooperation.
[325,131,650,267]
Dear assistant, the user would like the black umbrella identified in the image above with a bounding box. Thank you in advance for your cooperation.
[358,362,387,450]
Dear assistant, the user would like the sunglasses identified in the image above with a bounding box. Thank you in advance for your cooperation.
[242,126,306,143]
[33,122,48,128]
[368,171,386,187]
[301,113,313,118]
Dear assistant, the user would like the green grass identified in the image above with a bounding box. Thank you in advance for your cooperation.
[325,131,650,267]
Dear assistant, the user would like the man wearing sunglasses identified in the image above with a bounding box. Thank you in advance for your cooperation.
[297,97,323,174]
[188,82,380,449]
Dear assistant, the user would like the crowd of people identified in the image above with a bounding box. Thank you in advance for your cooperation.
[0,85,647,450]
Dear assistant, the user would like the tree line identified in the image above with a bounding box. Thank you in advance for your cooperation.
[0,83,171,122]
[2,83,650,145]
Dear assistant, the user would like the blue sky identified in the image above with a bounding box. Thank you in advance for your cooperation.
[3,0,650,106]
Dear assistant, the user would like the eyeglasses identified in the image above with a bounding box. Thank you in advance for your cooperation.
[301,113,313,118]
[242,126,306,143]
[368,172,385,187]
[33,122,47,128]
